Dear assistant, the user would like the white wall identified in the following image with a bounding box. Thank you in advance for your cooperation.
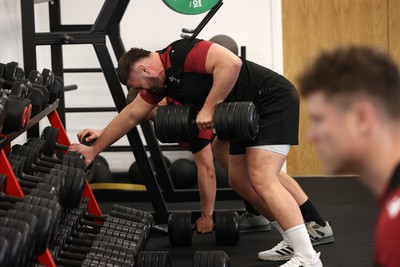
[0,0,283,172]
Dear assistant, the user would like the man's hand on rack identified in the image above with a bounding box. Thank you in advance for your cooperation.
[68,144,96,167]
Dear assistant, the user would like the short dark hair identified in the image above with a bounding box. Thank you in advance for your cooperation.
[117,48,151,85]
[299,46,400,119]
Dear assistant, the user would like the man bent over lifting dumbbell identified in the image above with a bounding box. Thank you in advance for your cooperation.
[77,92,217,234]
[70,37,326,267]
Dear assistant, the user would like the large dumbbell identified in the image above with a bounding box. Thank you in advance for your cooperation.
[168,211,240,246]
[154,101,259,143]
[192,251,230,267]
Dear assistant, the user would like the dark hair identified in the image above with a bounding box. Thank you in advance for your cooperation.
[299,46,400,118]
[117,48,151,85]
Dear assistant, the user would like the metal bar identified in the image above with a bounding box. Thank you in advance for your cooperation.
[189,0,223,39]
[20,0,37,76]
[35,32,106,46]
[65,107,117,112]
[64,68,104,73]
[140,121,175,192]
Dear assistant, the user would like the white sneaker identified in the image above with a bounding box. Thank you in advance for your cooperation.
[279,252,323,267]
[258,239,294,261]
[239,211,271,231]
[306,221,334,246]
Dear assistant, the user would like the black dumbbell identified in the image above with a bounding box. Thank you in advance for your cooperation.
[40,68,62,104]
[110,204,154,227]
[0,195,61,251]
[26,137,86,170]
[168,211,240,246]
[0,86,32,132]
[51,235,138,265]
[10,144,85,208]
[0,217,34,267]
[0,170,58,202]
[0,226,25,267]
[0,237,9,267]
[52,250,134,267]
[135,251,171,267]
[40,126,85,160]
[8,154,65,201]
[192,251,230,267]
[3,62,24,81]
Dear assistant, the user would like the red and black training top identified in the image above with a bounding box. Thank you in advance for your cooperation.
[375,165,400,267]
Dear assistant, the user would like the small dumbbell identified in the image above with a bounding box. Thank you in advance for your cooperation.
[168,211,240,246]
[50,236,138,265]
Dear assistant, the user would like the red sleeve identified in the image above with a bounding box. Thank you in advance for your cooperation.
[184,40,213,74]
[139,90,164,105]
[198,129,214,140]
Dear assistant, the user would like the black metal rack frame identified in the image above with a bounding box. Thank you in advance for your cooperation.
[20,0,240,223]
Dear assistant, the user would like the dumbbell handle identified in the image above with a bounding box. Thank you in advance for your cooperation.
[0,191,23,203]
[54,256,81,267]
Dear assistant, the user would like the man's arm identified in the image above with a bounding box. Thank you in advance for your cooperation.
[69,94,156,165]
[196,43,242,130]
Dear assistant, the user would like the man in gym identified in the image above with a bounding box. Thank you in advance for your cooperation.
[299,46,400,267]
[70,38,322,267]
[79,91,217,234]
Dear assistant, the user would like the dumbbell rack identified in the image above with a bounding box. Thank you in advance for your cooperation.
[0,99,102,267]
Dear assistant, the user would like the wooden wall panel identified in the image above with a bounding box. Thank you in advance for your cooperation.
[389,0,400,64]
[282,0,388,175]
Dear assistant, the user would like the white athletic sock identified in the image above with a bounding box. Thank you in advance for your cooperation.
[285,224,316,261]
[271,221,289,241]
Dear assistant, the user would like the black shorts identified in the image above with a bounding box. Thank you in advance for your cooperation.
[189,138,212,154]
[230,75,299,155]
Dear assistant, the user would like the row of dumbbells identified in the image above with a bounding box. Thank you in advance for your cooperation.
[49,202,231,267]
[8,126,87,209]
[50,201,156,267]
[0,61,62,133]
[0,173,62,267]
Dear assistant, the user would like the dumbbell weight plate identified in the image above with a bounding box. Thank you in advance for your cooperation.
[184,104,199,142]
[3,95,30,132]
[192,251,230,267]
[28,70,44,85]
[136,251,171,267]
[4,62,18,81]
[41,68,55,92]
[214,102,229,141]
[0,237,9,267]
[41,126,59,156]
[214,211,240,246]
[162,0,219,15]
[168,212,193,246]
[244,101,259,141]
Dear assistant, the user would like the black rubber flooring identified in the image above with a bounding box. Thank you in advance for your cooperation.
[99,176,378,267]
